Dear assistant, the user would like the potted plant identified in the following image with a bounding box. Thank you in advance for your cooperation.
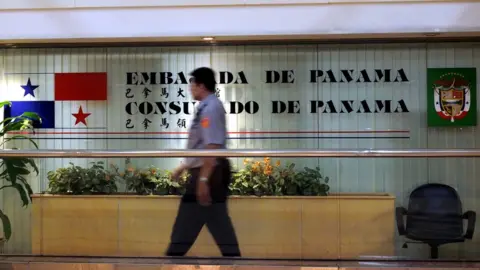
[231,157,329,196]
[47,161,118,195]
[0,101,40,240]
[113,158,188,195]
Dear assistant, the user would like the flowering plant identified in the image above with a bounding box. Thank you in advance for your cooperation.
[121,158,189,195]
[156,170,189,195]
[231,157,330,196]
[47,158,330,197]
[122,164,158,195]
[231,157,297,196]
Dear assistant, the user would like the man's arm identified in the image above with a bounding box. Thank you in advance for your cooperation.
[196,104,225,205]
[199,104,225,182]
[199,144,221,181]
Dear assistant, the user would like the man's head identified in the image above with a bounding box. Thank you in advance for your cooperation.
[189,67,216,101]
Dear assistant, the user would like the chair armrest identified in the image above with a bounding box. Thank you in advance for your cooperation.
[396,206,407,236]
[463,210,476,239]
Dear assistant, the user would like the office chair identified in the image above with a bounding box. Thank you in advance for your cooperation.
[396,183,476,259]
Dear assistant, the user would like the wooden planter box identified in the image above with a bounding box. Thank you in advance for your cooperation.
[31,193,395,259]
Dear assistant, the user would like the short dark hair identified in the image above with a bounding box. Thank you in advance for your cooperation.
[189,67,216,92]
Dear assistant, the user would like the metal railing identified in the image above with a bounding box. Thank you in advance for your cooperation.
[1,149,480,158]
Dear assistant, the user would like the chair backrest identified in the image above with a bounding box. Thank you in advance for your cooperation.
[406,183,464,240]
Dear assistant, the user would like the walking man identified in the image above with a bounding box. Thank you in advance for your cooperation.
[166,67,241,257]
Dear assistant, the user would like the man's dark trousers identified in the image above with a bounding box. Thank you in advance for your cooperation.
[166,158,241,257]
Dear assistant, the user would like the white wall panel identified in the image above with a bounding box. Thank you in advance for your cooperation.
[75,0,244,7]
[1,2,479,41]
[0,0,74,9]
[0,0,454,10]
[1,43,480,258]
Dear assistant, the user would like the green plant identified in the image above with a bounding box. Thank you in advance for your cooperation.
[155,170,189,195]
[274,162,300,196]
[294,166,330,196]
[0,101,41,240]
[122,160,189,195]
[231,158,330,196]
[84,161,118,194]
[123,165,158,195]
[47,161,118,195]
[231,158,270,196]
[121,158,157,195]
[47,158,330,198]
[231,157,297,196]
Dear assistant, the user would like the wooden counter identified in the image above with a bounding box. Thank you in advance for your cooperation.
[31,193,395,259]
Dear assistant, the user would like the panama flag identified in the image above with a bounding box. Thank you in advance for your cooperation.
[4,73,107,129]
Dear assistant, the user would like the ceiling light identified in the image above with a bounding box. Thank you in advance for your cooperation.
[202,37,214,41]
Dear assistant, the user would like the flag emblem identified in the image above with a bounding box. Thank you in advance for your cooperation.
[427,68,477,127]
[4,72,107,129]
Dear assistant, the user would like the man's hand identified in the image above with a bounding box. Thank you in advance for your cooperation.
[197,181,211,206]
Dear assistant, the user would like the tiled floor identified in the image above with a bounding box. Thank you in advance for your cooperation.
[0,256,480,270]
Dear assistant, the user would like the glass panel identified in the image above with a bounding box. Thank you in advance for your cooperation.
[0,42,479,263]
[1,156,479,260]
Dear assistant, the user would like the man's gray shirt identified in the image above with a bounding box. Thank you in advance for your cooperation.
[183,93,227,169]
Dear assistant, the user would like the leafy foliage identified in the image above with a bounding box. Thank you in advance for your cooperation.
[155,170,188,195]
[47,157,330,197]
[119,158,189,195]
[292,166,330,196]
[231,158,330,196]
[121,164,187,195]
[123,166,157,195]
[47,161,118,195]
[0,101,41,240]
[48,159,188,196]
[231,157,294,196]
